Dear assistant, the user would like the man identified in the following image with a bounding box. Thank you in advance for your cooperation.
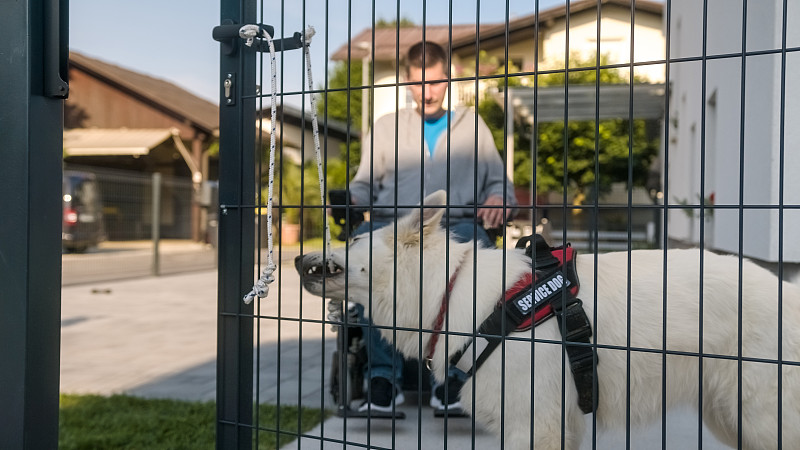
[348,40,517,416]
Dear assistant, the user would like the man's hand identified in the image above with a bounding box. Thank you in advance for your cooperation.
[477,194,507,229]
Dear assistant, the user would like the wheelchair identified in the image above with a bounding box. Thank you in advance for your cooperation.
[326,190,504,418]
[327,190,433,418]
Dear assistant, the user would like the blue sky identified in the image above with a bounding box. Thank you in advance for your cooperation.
[70,0,563,106]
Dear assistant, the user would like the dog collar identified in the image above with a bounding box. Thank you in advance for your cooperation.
[424,249,469,368]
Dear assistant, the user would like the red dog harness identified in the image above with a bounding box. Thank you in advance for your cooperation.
[448,235,598,414]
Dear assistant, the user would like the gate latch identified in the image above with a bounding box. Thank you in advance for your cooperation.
[212,20,304,56]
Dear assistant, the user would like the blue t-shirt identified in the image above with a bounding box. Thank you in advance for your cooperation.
[423,111,451,157]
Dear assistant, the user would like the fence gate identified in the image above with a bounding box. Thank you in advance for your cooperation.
[215,1,255,447]
[215,0,799,449]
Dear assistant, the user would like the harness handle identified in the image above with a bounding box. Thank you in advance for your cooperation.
[517,234,560,272]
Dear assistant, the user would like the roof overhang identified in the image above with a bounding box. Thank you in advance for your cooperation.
[63,128,178,156]
[502,83,665,124]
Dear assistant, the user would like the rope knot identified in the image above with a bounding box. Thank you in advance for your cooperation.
[303,26,316,45]
[243,263,277,304]
[239,24,262,47]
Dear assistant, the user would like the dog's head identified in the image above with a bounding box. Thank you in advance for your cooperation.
[294,190,448,302]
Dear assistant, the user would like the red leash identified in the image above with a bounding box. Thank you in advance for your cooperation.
[424,251,468,367]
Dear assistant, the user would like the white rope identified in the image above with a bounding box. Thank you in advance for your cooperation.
[242,25,332,303]
[243,25,278,304]
[302,26,334,272]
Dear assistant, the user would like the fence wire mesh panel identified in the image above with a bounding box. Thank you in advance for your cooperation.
[216,0,800,448]
[61,164,217,285]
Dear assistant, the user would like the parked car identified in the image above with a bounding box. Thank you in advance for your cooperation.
[63,170,106,253]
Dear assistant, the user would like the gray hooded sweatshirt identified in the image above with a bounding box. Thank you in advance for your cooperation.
[350,106,517,222]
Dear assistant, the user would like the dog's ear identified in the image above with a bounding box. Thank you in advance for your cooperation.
[421,190,446,233]
[394,191,447,247]
[423,190,447,207]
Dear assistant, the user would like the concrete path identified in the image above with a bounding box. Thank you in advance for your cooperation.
[62,239,217,286]
[60,247,728,449]
[60,248,328,404]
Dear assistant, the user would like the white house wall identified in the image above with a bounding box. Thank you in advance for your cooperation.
[542,7,665,83]
[667,0,800,263]
[776,3,800,264]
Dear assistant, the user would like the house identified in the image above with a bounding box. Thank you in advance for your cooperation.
[333,0,664,126]
[64,51,353,242]
[65,52,223,243]
[65,52,218,182]
[256,103,354,165]
[666,1,800,275]
[449,0,664,82]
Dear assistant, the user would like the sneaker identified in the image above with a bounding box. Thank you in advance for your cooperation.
[358,377,404,413]
[430,377,467,417]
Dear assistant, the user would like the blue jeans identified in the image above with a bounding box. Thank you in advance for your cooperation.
[352,219,493,388]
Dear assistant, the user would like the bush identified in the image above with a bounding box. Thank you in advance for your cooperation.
[263,154,351,241]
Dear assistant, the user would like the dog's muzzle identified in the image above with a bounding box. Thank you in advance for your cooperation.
[294,254,345,283]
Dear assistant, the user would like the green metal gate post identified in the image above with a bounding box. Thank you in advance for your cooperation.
[0,0,68,448]
[216,0,257,448]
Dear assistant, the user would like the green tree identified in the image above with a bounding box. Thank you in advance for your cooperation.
[321,59,364,133]
[476,56,659,198]
[260,153,348,239]
[316,57,367,173]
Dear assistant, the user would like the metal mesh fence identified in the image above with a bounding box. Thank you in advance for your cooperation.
[216,0,800,448]
[61,164,216,285]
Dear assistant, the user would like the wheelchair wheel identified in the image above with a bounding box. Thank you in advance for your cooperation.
[329,349,365,405]
[330,322,367,407]
[329,349,343,404]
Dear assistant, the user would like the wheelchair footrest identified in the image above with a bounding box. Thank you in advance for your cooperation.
[336,406,406,419]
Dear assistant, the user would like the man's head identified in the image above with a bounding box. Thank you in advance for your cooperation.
[406,41,449,119]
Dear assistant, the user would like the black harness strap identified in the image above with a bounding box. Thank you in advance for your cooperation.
[551,296,597,414]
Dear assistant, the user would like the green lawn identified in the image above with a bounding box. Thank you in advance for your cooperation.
[59,394,328,450]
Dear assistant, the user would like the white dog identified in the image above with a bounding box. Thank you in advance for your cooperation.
[295,190,800,449]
